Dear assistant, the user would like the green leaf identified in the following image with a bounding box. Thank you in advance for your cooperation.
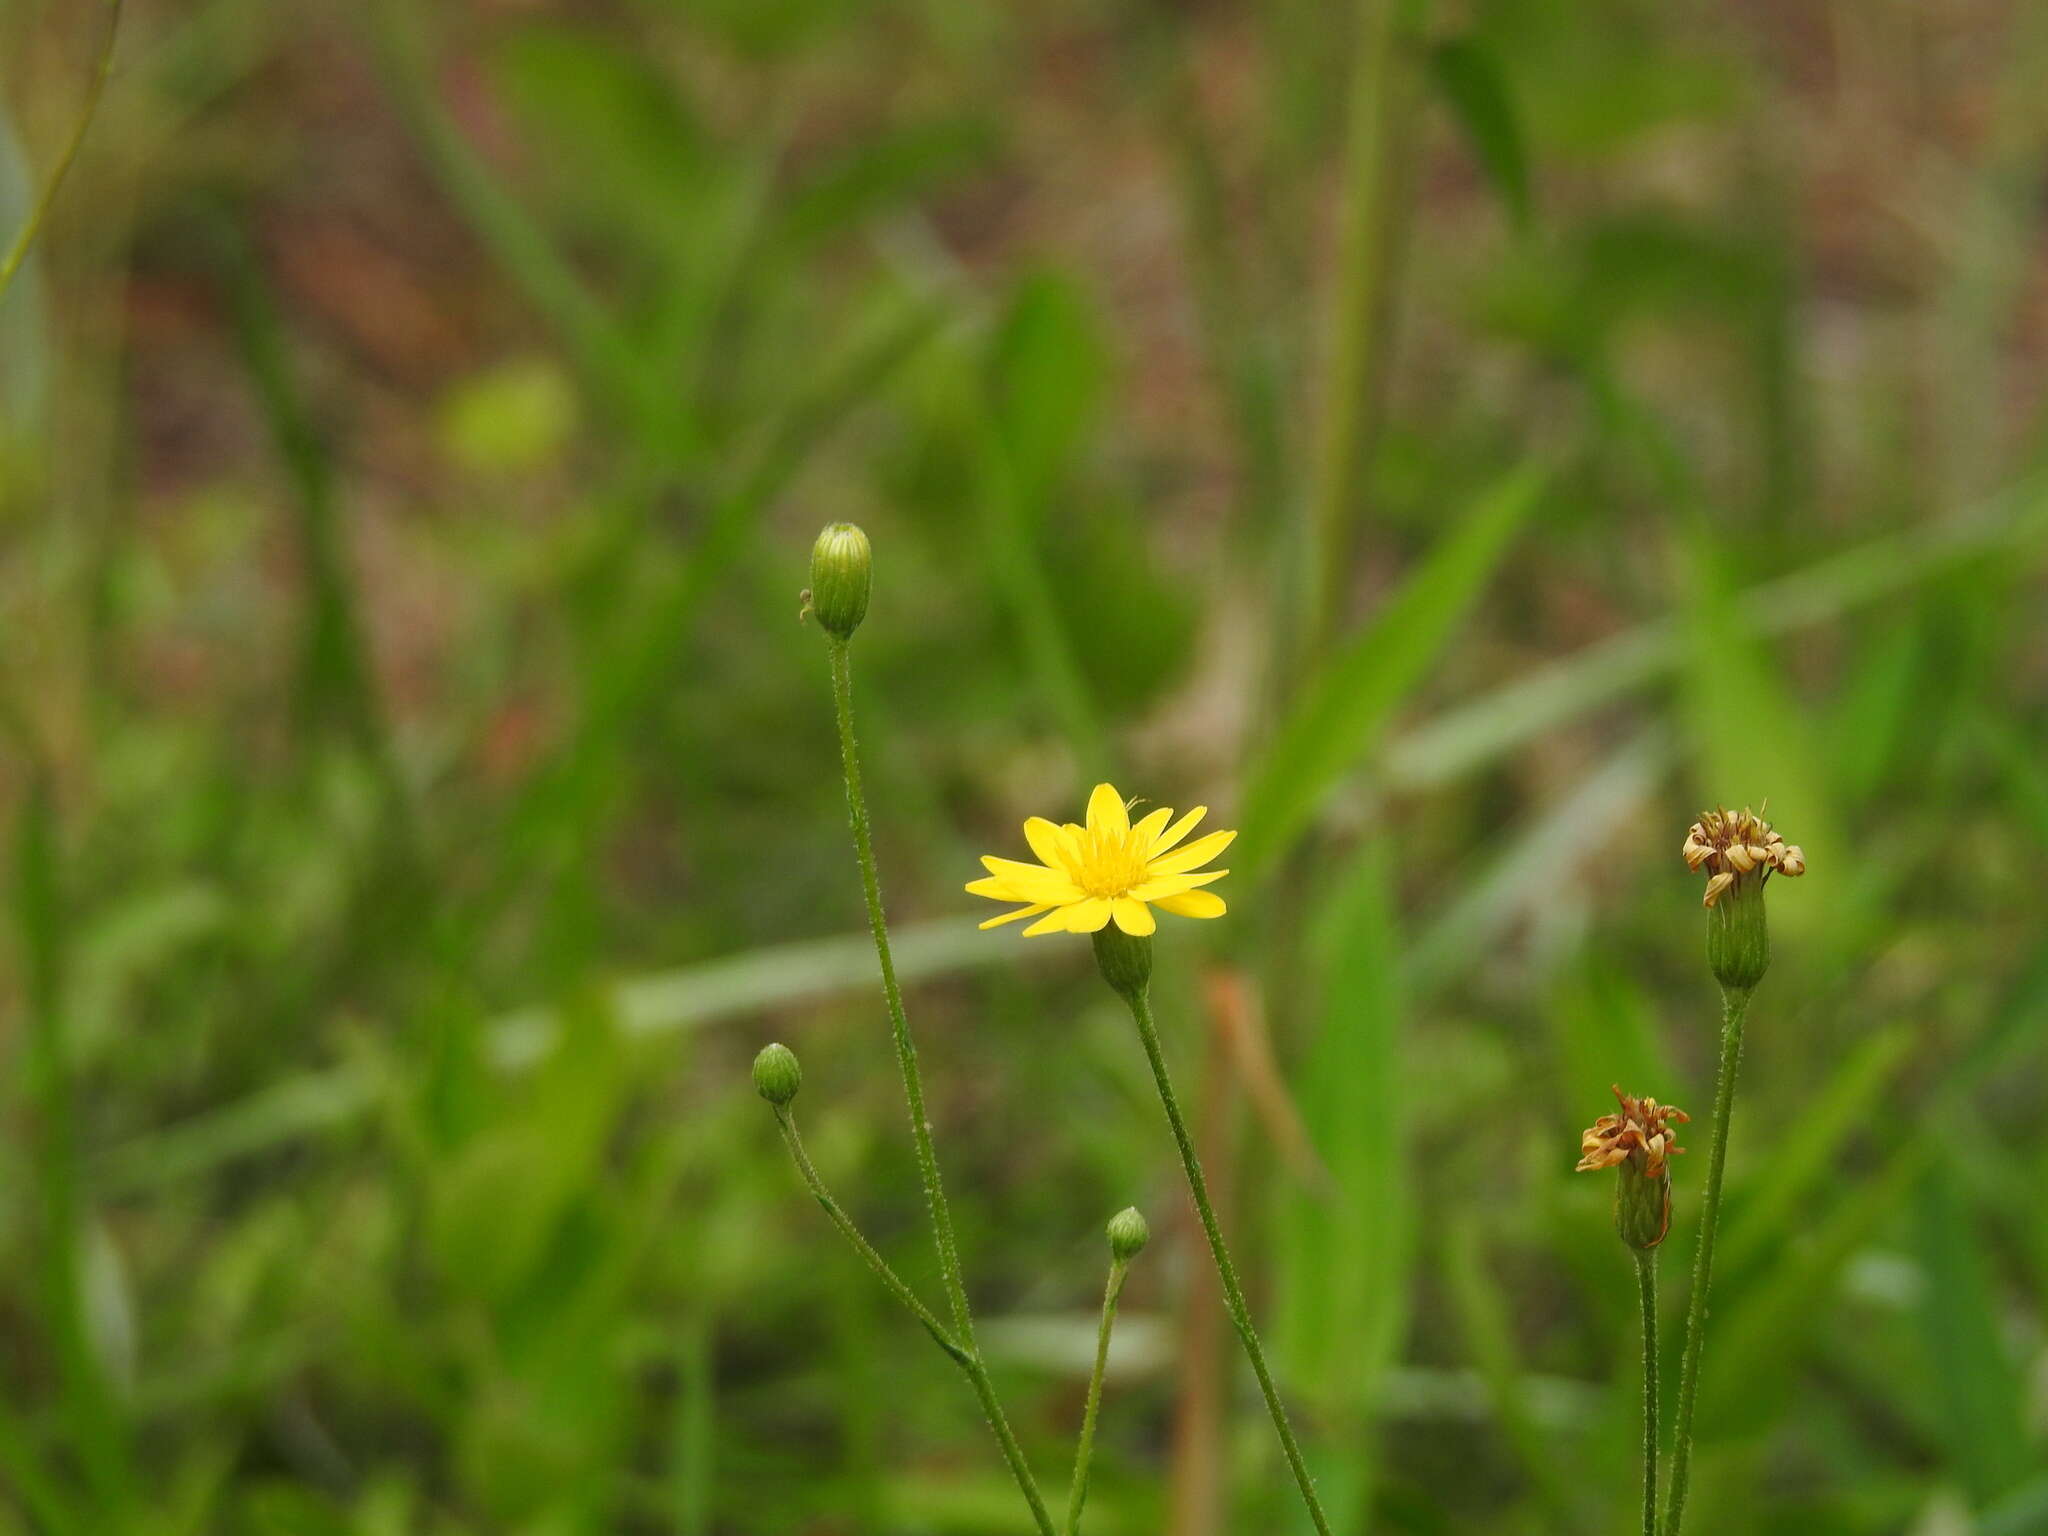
[1428,38,1533,230]
[1277,843,1414,1528]
[1914,1163,2030,1507]
[1239,465,1546,876]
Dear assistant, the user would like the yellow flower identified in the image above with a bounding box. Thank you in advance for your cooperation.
[968,782,1234,938]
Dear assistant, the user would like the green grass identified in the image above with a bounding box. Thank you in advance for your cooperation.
[1,0,2045,1531]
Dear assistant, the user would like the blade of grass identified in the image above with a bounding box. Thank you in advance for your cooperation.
[1378,473,2048,793]
[1912,1163,2029,1508]
[95,916,1007,1190]
[1279,841,1414,1531]
[0,0,123,304]
[1239,464,1547,876]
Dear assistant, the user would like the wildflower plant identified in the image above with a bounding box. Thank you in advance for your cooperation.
[1661,805,1805,1535]
[760,526,1165,1535]
[977,786,1332,1534]
[1579,1086,1689,1536]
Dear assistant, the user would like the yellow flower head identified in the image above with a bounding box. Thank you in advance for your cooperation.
[968,783,1234,938]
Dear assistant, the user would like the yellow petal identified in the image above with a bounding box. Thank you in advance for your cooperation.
[1128,868,1228,901]
[1023,817,1069,871]
[1062,896,1114,933]
[967,876,1020,898]
[1110,897,1156,935]
[1022,907,1073,937]
[1152,889,1225,919]
[1150,805,1206,854]
[980,903,1050,929]
[1145,828,1236,876]
[1086,783,1129,841]
[978,856,1084,903]
[1130,806,1172,849]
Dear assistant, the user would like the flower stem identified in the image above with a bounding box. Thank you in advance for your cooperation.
[824,636,976,1345]
[773,1107,1056,1535]
[1065,1256,1131,1536]
[1635,1248,1660,1536]
[0,0,124,305]
[1120,987,1333,1536]
[1662,985,1751,1536]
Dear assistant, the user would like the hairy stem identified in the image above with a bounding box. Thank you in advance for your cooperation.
[1662,986,1751,1535]
[825,636,976,1344]
[1065,1257,1130,1535]
[1636,1248,1660,1536]
[773,1108,1055,1534]
[1121,987,1332,1535]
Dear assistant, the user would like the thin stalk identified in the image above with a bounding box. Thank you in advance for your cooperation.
[773,1108,1056,1535]
[1636,1249,1660,1536]
[1300,0,1408,662]
[1662,986,1752,1535]
[1065,1256,1131,1535]
[1121,988,1333,1536]
[825,635,977,1345]
[0,0,123,304]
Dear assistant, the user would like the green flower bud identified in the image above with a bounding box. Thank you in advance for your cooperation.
[752,1041,802,1106]
[805,523,872,640]
[1106,1206,1150,1262]
[1090,926,1153,1000]
[1613,1160,1673,1252]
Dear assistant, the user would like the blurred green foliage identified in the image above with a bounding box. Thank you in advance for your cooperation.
[2,0,2046,1531]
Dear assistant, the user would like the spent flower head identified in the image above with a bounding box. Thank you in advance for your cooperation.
[967,782,1233,939]
[1681,805,1804,910]
[1578,1085,1690,1251]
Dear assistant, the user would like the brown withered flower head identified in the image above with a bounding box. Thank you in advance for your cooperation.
[1579,1086,1691,1250]
[1681,805,1805,910]
[1577,1086,1690,1178]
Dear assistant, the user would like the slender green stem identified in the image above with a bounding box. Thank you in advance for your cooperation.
[773,1108,1057,1535]
[0,0,123,305]
[1662,986,1752,1536]
[1635,1249,1660,1536]
[825,636,976,1345]
[772,1109,965,1364]
[1065,1257,1130,1536]
[1120,987,1333,1536]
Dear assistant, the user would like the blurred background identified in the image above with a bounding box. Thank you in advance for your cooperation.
[3,0,2047,1531]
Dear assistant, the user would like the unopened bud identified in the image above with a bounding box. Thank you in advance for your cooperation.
[806,523,872,640]
[1106,1206,1150,1262]
[752,1042,802,1106]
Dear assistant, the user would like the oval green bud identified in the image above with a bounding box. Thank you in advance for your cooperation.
[1090,926,1153,1000]
[1705,879,1770,994]
[807,523,872,640]
[752,1041,802,1106]
[1106,1206,1150,1262]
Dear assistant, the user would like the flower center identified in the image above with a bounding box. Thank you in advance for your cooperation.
[1073,831,1147,900]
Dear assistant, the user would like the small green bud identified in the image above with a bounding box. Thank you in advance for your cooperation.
[1090,926,1153,1000]
[752,1042,802,1106]
[1705,879,1769,994]
[1613,1160,1672,1251]
[1106,1206,1150,1262]
[806,523,872,640]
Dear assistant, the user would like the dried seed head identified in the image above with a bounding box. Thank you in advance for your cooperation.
[1680,805,1806,909]
[1577,1086,1690,1251]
